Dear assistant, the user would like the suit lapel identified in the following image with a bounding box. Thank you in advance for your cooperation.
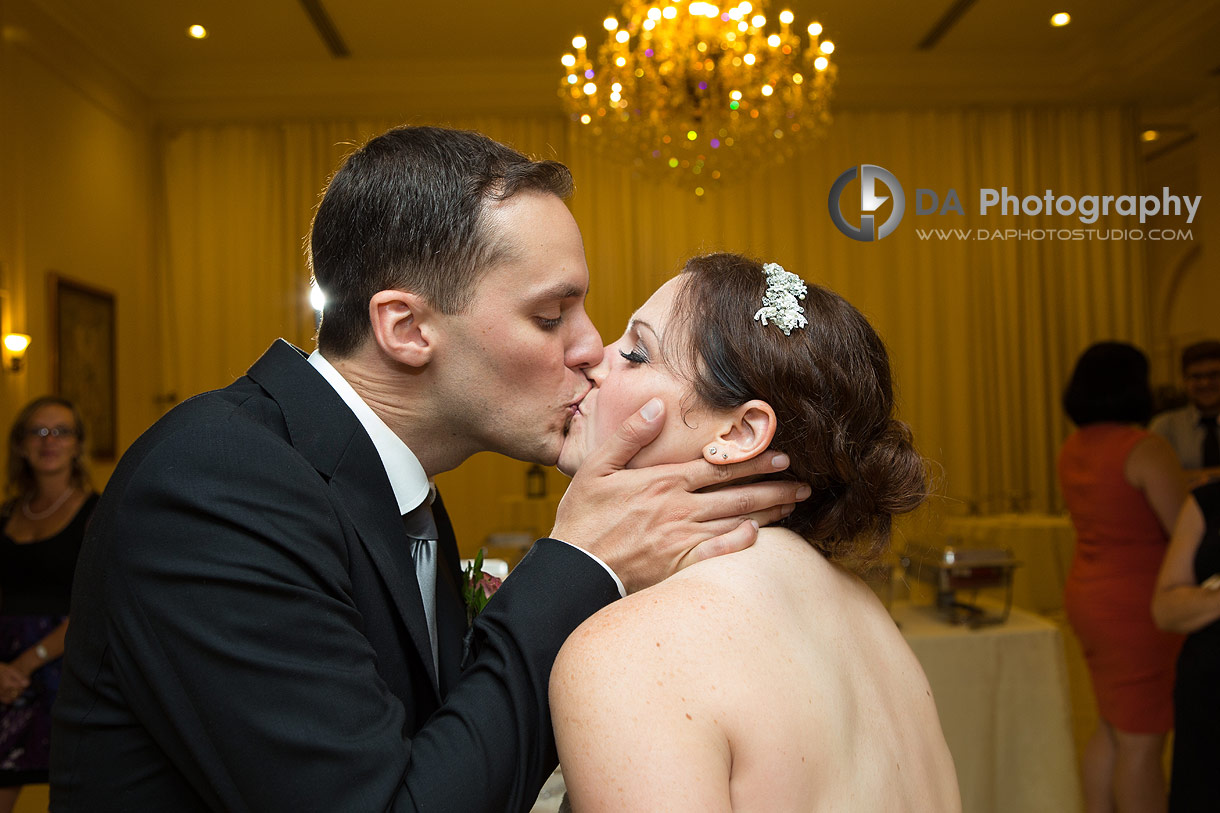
[328,442,442,700]
[432,495,466,693]
[247,340,441,702]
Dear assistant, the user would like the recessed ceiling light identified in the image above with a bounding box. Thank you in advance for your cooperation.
[1141,129,1160,142]
[1050,12,1071,27]
[187,24,208,39]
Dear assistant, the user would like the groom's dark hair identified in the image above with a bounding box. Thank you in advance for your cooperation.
[309,125,573,357]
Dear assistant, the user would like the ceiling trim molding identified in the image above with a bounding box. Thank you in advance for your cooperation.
[298,0,349,59]
[916,0,981,51]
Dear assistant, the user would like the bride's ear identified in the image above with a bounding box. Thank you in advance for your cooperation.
[701,400,777,465]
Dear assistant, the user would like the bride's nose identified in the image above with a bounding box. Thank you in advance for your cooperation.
[584,345,613,386]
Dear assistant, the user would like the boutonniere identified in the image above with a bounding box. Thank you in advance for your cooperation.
[461,548,502,627]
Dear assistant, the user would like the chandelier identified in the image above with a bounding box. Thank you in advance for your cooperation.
[559,0,837,193]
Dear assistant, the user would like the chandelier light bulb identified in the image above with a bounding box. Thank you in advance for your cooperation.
[1050,12,1071,27]
[558,0,839,190]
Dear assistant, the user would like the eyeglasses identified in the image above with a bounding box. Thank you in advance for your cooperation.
[25,426,78,440]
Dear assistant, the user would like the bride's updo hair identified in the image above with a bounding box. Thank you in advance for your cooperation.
[670,253,926,563]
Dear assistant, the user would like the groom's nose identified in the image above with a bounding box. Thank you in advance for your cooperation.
[566,308,604,370]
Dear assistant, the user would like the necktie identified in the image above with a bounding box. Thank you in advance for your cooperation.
[1203,415,1220,469]
[403,504,439,680]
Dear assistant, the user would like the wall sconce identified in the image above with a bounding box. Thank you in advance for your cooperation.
[3,333,31,372]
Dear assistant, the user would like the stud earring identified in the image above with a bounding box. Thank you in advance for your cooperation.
[709,446,717,455]
[722,453,728,460]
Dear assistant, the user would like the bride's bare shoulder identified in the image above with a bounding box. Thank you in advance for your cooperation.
[553,529,814,682]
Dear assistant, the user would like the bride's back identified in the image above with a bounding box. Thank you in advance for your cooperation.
[550,255,957,811]
[551,527,960,812]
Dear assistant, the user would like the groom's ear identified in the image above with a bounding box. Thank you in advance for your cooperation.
[702,400,777,465]
[368,289,437,368]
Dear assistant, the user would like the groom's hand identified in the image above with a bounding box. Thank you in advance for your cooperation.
[550,398,809,594]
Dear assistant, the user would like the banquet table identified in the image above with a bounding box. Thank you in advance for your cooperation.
[940,513,1076,615]
[894,600,1082,813]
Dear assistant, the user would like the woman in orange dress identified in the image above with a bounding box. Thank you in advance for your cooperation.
[1059,342,1188,813]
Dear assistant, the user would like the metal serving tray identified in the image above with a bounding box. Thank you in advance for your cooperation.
[903,543,1021,627]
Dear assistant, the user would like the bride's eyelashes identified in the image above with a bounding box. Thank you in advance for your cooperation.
[619,345,650,365]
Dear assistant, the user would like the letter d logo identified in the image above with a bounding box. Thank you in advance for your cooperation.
[828,164,906,241]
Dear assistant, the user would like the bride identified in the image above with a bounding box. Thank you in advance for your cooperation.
[550,253,959,812]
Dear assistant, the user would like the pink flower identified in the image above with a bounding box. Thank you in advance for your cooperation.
[475,573,502,599]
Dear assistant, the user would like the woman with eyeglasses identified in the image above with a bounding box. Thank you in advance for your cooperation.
[1,397,97,812]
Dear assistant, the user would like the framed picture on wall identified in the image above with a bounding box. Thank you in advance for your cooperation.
[50,274,117,460]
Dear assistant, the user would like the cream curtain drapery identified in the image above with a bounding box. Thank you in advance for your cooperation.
[156,108,1147,553]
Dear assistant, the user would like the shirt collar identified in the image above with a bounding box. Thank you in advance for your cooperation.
[308,350,433,515]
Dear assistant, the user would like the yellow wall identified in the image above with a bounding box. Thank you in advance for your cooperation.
[1144,92,1220,386]
[0,0,160,488]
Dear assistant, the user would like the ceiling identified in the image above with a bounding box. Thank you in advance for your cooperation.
[22,0,1220,120]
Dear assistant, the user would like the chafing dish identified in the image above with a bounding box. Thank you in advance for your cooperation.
[902,543,1021,626]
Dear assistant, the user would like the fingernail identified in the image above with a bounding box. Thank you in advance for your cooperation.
[750,519,760,531]
[796,485,812,500]
[640,398,662,422]
[771,453,790,469]
[782,503,795,516]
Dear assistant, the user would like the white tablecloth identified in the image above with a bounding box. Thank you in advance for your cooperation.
[895,601,1082,813]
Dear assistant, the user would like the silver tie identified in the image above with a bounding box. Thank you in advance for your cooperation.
[403,506,439,681]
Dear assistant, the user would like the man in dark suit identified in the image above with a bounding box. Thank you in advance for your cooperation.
[50,126,802,811]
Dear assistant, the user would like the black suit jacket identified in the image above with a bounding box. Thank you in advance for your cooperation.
[50,340,620,812]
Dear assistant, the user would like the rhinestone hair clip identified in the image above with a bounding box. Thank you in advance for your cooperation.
[753,262,808,336]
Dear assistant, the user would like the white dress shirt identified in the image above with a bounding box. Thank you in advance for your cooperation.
[1150,403,1213,470]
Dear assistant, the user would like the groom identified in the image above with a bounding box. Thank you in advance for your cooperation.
[50,126,802,811]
